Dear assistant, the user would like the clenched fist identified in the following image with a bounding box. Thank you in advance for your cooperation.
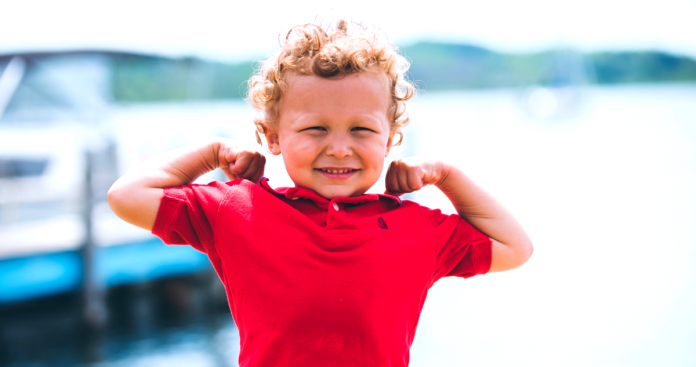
[217,140,266,183]
[384,157,446,196]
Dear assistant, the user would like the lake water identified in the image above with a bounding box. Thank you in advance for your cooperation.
[3,84,695,367]
[403,85,696,367]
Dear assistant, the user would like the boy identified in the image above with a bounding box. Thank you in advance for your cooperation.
[108,20,532,367]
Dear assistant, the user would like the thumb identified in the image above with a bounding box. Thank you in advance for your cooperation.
[224,147,239,166]
[228,151,250,175]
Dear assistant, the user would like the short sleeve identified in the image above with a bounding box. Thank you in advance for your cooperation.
[152,180,232,255]
[421,206,492,282]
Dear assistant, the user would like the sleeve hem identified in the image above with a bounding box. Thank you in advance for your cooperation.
[468,238,493,277]
[151,194,184,244]
[418,205,439,282]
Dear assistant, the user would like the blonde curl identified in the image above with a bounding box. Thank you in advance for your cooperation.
[247,19,415,146]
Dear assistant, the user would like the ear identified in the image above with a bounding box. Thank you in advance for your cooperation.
[263,122,282,155]
[385,128,397,157]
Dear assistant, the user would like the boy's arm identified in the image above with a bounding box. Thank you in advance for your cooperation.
[385,158,532,272]
[107,138,266,231]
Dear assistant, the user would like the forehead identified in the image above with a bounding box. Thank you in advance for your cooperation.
[280,73,390,121]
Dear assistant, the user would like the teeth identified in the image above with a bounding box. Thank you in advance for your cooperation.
[322,169,352,173]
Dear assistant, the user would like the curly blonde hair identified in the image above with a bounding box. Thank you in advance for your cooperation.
[247,19,415,146]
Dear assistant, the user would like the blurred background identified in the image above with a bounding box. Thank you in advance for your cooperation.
[1,1,695,366]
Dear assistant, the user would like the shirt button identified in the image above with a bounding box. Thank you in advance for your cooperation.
[332,202,339,211]
[291,197,299,200]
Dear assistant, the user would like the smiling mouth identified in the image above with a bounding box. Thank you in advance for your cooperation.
[316,168,359,174]
[315,168,360,179]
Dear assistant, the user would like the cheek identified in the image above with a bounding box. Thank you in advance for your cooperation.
[281,136,320,167]
[365,133,390,152]
[356,138,388,170]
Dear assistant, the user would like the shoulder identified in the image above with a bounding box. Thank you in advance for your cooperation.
[162,178,258,206]
[216,178,293,212]
[395,198,440,220]
[396,199,463,237]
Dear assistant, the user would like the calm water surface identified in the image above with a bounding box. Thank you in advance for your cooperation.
[405,85,696,367]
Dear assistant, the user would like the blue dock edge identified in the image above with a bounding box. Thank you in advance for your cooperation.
[0,238,211,304]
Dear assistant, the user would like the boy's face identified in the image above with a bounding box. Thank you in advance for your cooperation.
[264,73,394,199]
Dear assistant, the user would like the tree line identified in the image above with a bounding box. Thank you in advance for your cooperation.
[111,42,696,102]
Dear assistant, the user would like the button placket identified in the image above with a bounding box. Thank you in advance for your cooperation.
[326,200,346,230]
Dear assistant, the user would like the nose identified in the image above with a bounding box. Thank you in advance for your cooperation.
[325,133,352,159]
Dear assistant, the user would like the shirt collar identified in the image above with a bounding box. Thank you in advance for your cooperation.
[258,177,402,210]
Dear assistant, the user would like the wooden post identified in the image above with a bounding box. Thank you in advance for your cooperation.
[81,148,106,330]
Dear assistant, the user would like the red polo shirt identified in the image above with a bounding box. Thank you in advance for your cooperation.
[152,177,491,367]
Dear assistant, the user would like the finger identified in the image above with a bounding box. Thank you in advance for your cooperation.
[383,161,395,194]
[407,167,424,191]
[223,147,236,166]
[219,166,238,182]
[384,161,400,195]
[239,154,264,180]
[229,151,253,175]
[250,156,266,183]
[389,165,408,196]
[219,144,237,168]
[396,165,411,193]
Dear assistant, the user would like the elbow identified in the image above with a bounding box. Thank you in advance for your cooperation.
[507,242,533,271]
[490,236,533,272]
[107,182,126,219]
[512,235,534,268]
[107,182,141,226]
[107,185,117,209]
[519,238,533,266]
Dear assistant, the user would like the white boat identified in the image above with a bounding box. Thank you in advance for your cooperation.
[0,51,254,304]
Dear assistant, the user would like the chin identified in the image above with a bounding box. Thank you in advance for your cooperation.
[318,186,363,199]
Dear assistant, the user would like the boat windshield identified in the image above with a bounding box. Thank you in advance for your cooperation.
[0,53,110,124]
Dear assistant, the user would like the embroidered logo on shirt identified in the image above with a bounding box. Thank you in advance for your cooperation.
[378,216,388,229]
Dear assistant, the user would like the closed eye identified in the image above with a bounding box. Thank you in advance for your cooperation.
[302,126,326,132]
[351,127,375,132]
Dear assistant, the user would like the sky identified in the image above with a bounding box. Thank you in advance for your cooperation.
[1,0,695,61]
